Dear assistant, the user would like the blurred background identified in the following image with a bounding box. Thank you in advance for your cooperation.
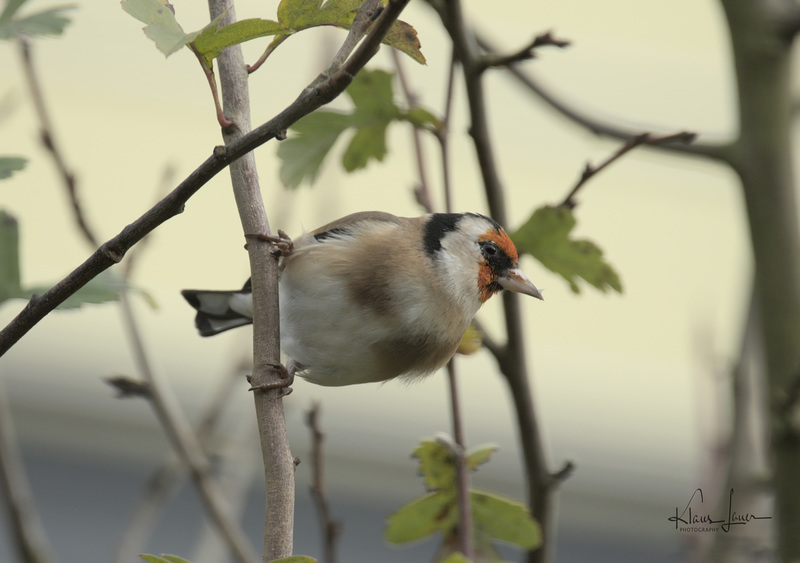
[0,0,758,561]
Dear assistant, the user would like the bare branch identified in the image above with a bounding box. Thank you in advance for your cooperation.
[306,404,341,563]
[479,30,570,72]
[18,38,98,248]
[0,379,54,563]
[446,361,474,560]
[0,0,413,358]
[474,34,733,164]
[559,130,697,209]
[113,361,247,562]
[119,290,258,562]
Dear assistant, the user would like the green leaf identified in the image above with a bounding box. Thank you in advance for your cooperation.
[0,157,26,180]
[269,556,317,563]
[382,19,425,65]
[192,17,288,69]
[121,0,198,56]
[471,489,542,549]
[439,554,470,563]
[0,1,74,40]
[466,443,498,471]
[138,556,174,563]
[404,106,441,130]
[413,438,456,492]
[341,121,389,171]
[277,0,361,31]
[277,111,352,188]
[385,491,456,544]
[274,0,423,63]
[24,270,157,310]
[0,210,21,304]
[512,205,623,294]
[277,69,409,186]
[345,68,399,116]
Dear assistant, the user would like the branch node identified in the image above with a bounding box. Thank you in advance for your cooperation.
[212,145,228,159]
[105,375,151,398]
[549,459,575,488]
[102,242,126,263]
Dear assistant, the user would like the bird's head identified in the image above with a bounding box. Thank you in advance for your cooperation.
[424,213,543,305]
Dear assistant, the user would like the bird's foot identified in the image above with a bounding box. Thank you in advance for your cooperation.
[247,362,295,397]
[245,230,294,257]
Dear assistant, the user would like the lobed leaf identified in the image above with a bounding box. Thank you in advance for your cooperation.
[277,0,361,31]
[471,489,542,549]
[277,111,352,188]
[466,443,498,470]
[413,438,457,492]
[385,491,456,544]
[0,157,26,180]
[121,0,197,56]
[512,205,623,294]
[0,0,74,40]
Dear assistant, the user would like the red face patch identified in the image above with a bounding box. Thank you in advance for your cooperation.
[477,229,519,302]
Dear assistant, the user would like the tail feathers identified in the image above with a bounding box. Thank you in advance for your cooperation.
[181,286,253,337]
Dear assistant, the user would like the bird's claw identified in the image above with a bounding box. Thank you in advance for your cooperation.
[245,230,294,257]
[247,362,295,396]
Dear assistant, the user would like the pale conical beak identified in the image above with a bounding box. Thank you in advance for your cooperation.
[498,267,544,300]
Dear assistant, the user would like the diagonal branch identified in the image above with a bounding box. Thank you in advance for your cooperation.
[474,34,734,164]
[478,30,571,72]
[559,130,697,209]
[0,0,412,358]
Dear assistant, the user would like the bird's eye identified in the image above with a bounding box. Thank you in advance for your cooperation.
[482,241,499,257]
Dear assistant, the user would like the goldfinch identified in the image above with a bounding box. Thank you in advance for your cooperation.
[182,211,542,386]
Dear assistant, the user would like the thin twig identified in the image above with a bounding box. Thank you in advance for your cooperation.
[446,361,474,560]
[395,40,472,557]
[478,30,570,72]
[112,359,248,563]
[559,130,697,209]
[191,46,234,129]
[390,48,433,213]
[247,34,289,74]
[438,47,457,213]
[0,378,54,563]
[473,33,733,163]
[119,291,258,563]
[18,37,98,248]
[306,404,341,563]
[431,2,563,562]
[0,0,413,357]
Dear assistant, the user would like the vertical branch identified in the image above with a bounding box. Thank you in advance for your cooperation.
[119,292,258,563]
[719,1,800,560]
[306,404,341,563]
[206,0,295,560]
[0,379,54,563]
[446,361,473,560]
[393,48,473,558]
[431,1,558,561]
